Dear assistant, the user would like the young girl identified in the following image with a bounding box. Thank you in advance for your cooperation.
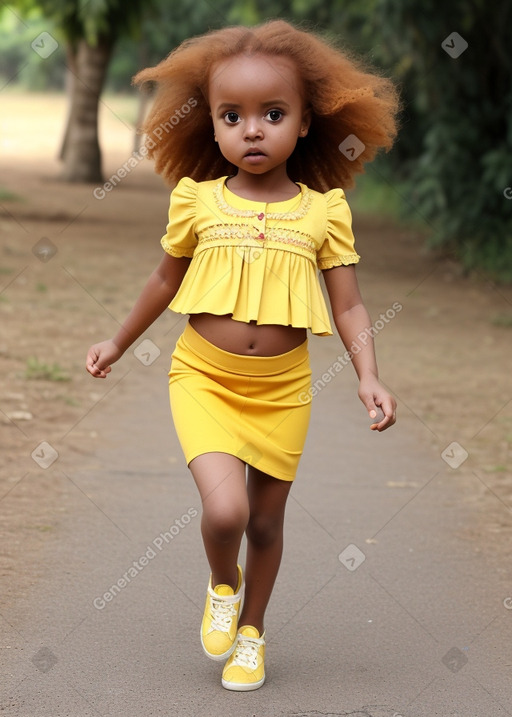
[86,20,399,691]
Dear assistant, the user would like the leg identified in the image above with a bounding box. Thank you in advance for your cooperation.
[189,452,249,590]
[238,466,293,633]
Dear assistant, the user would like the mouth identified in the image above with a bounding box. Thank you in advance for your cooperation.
[245,148,266,158]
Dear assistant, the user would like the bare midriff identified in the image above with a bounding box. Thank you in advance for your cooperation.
[189,313,307,356]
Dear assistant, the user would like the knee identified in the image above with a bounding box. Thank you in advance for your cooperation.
[246,512,283,548]
[202,504,249,543]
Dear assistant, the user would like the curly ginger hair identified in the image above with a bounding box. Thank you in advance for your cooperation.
[133,20,399,192]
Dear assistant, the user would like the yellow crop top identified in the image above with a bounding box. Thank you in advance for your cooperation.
[160,176,360,336]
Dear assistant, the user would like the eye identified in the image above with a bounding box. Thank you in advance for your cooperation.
[224,111,240,124]
[266,109,283,122]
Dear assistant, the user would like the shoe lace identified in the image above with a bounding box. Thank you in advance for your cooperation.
[231,634,261,670]
[209,595,237,632]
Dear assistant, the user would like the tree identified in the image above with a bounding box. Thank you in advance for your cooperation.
[13,0,151,182]
[373,0,512,280]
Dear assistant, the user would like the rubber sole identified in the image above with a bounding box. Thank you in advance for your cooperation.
[221,674,265,691]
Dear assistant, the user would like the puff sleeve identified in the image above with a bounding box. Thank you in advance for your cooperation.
[160,177,198,258]
[316,188,360,270]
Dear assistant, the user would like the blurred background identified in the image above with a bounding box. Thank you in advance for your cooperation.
[2,0,512,694]
[2,7,512,713]
[1,0,511,279]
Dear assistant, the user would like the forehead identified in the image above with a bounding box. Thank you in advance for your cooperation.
[208,53,303,103]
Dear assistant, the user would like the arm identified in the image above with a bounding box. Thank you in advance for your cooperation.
[86,253,190,378]
[322,264,396,431]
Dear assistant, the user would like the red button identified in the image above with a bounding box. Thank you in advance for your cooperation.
[258,213,264,220]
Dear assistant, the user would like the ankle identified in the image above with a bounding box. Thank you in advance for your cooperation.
[238,617,264,635]
[211,566,240,592]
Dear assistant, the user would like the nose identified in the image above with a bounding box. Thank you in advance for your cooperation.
[244,117,263,141]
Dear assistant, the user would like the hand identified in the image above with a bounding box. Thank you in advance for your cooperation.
[86,339,123,378]
[358,375,396,432]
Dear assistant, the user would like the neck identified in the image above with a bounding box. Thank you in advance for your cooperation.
[226,167,299,202]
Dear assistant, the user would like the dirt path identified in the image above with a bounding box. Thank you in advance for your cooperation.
[1,91,511,610]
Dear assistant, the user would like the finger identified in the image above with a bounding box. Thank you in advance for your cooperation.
[86,349,99,371]
[371,405,396,431]
[369,405,385,424]
[86,356,111,378]
[94,364,111,378]
[371,416,393,431]
[85,357,99,376]
[87,364,105,378]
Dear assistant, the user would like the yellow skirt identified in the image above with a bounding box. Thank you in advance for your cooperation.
[168,323,312,481]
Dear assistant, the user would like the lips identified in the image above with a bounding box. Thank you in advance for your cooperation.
[245,148,265,157]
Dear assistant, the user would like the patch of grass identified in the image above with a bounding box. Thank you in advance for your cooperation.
[0,267,14,275]
[491,313,512,328]
[28,524,55,533]
[57,394,80,407]
[25,357,71,382]
[0,187,19,201]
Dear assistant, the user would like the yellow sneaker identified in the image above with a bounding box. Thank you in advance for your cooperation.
[200,565,244,661]
[221,625,266,691]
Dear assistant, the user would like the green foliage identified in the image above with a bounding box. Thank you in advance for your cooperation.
[0,0,149,90]
[106,0,234,90]
[10,0,149,45]
[491,313,512,328]
[346,165,405,220]
[375,0,512,280]
[0,6,65,90]
[0,186,20,201]
[25,357,71,381]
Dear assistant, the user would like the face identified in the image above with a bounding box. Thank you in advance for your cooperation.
[208,53,311,179]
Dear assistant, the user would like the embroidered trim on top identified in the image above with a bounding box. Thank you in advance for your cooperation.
[197,224,317,257]
[214,180,312,221]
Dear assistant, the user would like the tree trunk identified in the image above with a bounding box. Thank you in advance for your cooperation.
[59,45,77,161]
[60,37,113,183]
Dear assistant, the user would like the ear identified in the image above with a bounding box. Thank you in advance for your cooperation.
[299,107,312,138]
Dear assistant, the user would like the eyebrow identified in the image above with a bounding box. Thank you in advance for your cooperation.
[216,100,291,111]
